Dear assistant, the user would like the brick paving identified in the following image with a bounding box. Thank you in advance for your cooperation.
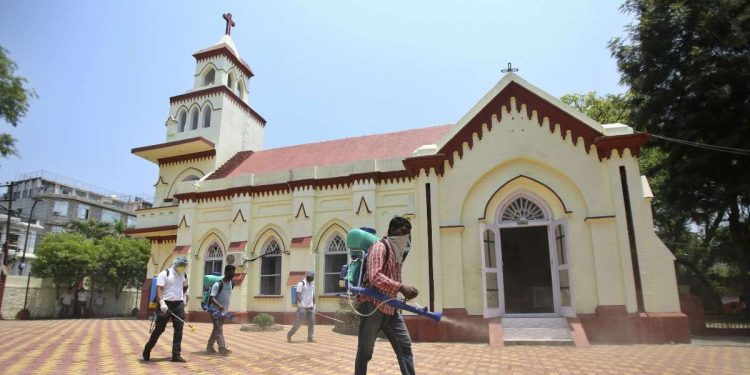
[0,319,748,374]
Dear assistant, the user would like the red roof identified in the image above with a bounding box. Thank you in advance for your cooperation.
[219,125,453,178]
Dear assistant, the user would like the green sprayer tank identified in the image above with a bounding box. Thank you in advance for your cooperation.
[344,228,380,287]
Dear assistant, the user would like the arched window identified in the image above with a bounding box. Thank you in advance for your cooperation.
[260,238,282,295]
[324,234,347,293]
[204,242,224,276]
[238,79,246,100]
[189,107,199,130]
[182,175,200,182]
[227,73,235,91]
[500,196,546,223]
[177,110,187,132]
[202,104,212,128]
[203,68,215,86]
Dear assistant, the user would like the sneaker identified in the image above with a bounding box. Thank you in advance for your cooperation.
[171,356,187,363]
[308,338,316,343]
[206,345,217,353]
[142,348,150,361]
[219,348,232,356]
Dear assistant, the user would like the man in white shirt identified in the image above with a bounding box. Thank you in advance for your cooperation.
[143,256,190,363]
[287,271,316,342]
[59,288,73,318]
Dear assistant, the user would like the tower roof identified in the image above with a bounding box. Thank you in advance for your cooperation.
[193,35,254,78]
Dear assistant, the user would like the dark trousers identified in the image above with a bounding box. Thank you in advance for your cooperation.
[207,315,226,349]
[144,301,185,357]
[355,302,415,375]
[59,304,71,318]
[287,306,315,340]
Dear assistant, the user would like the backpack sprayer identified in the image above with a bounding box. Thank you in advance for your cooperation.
[339,228,442,322]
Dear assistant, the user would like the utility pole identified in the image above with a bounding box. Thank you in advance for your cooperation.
[0,181,15,319]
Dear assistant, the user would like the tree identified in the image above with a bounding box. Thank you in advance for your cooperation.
[32,232,95,296]
[67,219,117,241]
[0,46,36,157]
[609,0,750,309]
[92,236,150,300]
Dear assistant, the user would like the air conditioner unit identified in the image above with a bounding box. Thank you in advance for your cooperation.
[225,252,246,267]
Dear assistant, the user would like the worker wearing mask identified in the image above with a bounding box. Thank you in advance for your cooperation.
[143,256,190,363]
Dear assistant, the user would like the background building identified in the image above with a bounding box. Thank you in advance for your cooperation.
[1,170,152,236]
[0,213,43,276]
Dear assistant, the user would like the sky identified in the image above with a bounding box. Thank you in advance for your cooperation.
[0,0,632,200]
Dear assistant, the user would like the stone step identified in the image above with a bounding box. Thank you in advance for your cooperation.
[503,327,572,341]
[501,317,569,329]
[504,338,574,346]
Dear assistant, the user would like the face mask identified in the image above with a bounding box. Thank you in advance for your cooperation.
[175,266,186,274]
[388,235,410,263]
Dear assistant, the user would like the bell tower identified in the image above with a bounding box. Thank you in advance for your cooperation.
[132,13,266,207]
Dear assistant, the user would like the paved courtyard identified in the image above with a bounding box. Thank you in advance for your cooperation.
[0,319,748,374]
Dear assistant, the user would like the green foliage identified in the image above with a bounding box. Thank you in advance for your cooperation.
[0,46,37,158]
[91,236,150,300]
[67,219,118,241]
[608,0,750,308]
[32,228,150,300]
[560,92,632,125]
[31,233,94,289]
[251,313,275,328]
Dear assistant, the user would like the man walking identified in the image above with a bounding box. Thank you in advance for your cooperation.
[143,256,189,363]
[287,271,316,342]
[355,216,418,375]
[207,264,235,355]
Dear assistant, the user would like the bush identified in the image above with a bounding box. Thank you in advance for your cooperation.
[333,297,360,335]
[252,313,275,328]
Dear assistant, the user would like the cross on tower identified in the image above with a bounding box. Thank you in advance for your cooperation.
[501,62,518,73]
[223,13,236,36]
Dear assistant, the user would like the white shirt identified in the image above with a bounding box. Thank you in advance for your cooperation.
[157,267,189,302]
[61,291,73,305]
[296,279,315,308]
[77,290,88,302]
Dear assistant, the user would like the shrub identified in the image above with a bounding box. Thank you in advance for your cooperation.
[252,313,275,328]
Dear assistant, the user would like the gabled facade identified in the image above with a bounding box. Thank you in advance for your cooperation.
[128,28,688,345]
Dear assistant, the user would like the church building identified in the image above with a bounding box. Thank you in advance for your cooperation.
[127,16,689,345]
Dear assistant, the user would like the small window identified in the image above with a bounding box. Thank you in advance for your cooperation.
[227,74,234,90]
[77,204,90,220]
[260,239,282,295]
[53,201,69,216]
[177,110,187,132]
[204,242,224,276]
[126,216,136,228]
[501,196,546,223]
[203,68,215,86]
[202,104,211,128]
[190,107,199,130]
[324,234,348,293]
[101,209,119,224]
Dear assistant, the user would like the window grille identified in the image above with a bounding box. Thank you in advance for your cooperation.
[501,197,546,222]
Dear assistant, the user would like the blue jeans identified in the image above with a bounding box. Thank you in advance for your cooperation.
[288,306,315,340]
[355,301,415,375]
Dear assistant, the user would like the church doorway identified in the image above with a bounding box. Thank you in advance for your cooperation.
[500,225,553,314]
[480,192,574,318]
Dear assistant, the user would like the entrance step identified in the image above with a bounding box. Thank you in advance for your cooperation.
[501,317,574,346]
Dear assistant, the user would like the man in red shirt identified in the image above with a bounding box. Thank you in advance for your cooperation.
[355,217,419,375]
